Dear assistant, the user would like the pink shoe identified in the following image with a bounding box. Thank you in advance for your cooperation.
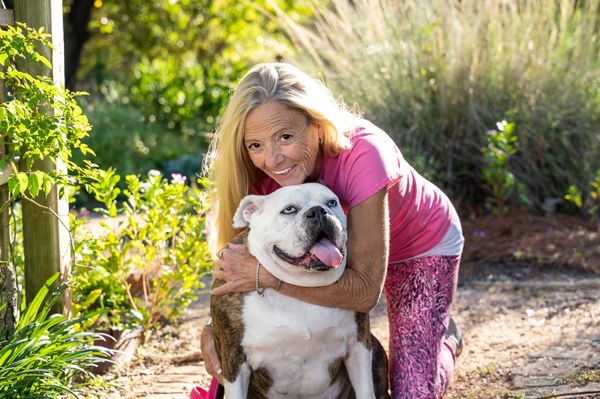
[190,378,222,399]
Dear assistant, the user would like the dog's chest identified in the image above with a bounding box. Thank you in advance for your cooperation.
[242,291,357,398]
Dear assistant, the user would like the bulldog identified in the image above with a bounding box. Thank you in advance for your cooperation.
[210,183,389,399]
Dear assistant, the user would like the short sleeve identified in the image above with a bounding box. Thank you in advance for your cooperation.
[340,127,403,207]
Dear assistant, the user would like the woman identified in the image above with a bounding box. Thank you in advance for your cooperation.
[201,62,464,398]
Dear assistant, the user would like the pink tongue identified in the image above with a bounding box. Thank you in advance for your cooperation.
[309,238,343,267]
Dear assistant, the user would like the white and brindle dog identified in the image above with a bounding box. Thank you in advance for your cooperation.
[211,183,389,399]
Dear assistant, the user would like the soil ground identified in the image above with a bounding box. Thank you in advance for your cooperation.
[96,211,600,399]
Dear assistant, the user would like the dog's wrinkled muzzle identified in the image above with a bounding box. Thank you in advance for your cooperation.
[273,206,345,270]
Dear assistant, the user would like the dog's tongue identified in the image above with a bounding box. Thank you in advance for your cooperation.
[309,238,343,267]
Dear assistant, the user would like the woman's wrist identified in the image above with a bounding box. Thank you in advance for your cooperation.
[260,266,282,290]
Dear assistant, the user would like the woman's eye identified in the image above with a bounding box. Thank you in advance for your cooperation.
[281,206,297,215]
[247,143,261,151]
[280,133,293,141]
[327,199,338,208]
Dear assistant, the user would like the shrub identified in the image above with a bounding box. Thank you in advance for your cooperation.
[74,97,204,181]
[0,274,112,398]
[482,120,528,218]
[72,170,213,337]
[277,0,600,208]
[565,169,600,224]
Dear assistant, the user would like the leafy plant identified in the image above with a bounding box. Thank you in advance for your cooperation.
[565,169,600,224]
[0,273,113,398]
[0,23,98,204]
[481,120,528,219]
[72,170,212,337]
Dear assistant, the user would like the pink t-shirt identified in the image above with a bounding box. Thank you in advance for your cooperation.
[253,119,452,262]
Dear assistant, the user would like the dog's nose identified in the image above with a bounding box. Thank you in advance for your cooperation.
[305,206,328,221]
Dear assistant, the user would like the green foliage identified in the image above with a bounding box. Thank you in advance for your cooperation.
[73,99,203,182]
[565,368,600,385]
[565,185,583,209]
[0,273,112,398]
[279,0,600,207]
[73,0,312,179]
[72,170,212,335]
[565,170,600,221]
[0,22,98,203]
[482,121,528,216]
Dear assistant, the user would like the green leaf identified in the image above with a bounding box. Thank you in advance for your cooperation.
[42,174,53,196]
[7,175,19,197]
[36,54,52,70]
[27,171,39,197]
[16,172,28,196]
[82,288,103,309]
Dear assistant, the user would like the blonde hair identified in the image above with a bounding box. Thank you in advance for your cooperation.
[205,63,355,254]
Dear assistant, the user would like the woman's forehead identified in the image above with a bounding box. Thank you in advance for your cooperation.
[244,102,307,138]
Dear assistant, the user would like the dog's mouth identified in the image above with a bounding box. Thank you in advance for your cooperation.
[273,236,344,272]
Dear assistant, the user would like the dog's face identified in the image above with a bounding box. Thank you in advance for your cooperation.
[233,183,347,287]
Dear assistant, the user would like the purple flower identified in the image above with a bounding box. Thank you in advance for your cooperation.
[486,130,498,136]
[473,230,486,238]
[171,173,187,184]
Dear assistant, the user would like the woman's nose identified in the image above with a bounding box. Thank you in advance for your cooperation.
[265,145,284,168]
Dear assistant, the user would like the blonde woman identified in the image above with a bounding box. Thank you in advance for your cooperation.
[201,63,464,398]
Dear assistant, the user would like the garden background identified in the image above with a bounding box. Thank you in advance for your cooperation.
[0,0,599,398]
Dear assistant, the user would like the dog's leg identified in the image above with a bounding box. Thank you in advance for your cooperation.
[223,362,251,399]
[345,342,376,399]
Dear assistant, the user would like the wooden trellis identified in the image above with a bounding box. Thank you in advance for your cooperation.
[0,0,71,318]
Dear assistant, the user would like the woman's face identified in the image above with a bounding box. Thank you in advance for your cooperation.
[244,101,322,187]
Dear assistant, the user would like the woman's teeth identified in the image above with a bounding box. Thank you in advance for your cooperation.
[273,166,293,175]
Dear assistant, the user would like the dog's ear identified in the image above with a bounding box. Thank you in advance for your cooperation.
[233,195,265,228]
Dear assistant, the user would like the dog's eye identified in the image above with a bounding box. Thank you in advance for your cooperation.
[281,206,297,215]
[326,199,338,208]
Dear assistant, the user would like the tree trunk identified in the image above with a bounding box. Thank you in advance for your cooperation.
[64,0,95,90]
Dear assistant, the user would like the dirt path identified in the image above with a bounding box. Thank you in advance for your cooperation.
[99,260,600,398]
[449,262,600,398]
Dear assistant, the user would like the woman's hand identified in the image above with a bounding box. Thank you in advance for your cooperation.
[211,243,279,296]
[200,325,223,384]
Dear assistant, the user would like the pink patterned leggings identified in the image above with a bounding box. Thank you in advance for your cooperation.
[384,255,461,399]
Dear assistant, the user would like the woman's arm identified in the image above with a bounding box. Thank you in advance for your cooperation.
[278,188,389,312]
[211,187,389,313]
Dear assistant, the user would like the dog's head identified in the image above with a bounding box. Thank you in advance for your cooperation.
[233,183,347,287]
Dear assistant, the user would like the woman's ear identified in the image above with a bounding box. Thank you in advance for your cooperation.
[232,195,265,228]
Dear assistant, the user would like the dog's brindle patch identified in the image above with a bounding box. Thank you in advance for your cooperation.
[355,312,372,350]
[210,231,272,392]
[246,367,274,399]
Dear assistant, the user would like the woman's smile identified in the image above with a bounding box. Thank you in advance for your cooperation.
[272,165,294,175]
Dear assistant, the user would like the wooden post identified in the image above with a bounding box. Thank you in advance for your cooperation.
[0,58,18,340]
[14,0,71,316]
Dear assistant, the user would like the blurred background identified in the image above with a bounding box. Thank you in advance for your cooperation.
[63,0,600,216]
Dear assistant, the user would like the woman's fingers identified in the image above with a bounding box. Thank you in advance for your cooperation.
[211,246,257,294]
[200,325,224,384]
[211,279,252,295]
